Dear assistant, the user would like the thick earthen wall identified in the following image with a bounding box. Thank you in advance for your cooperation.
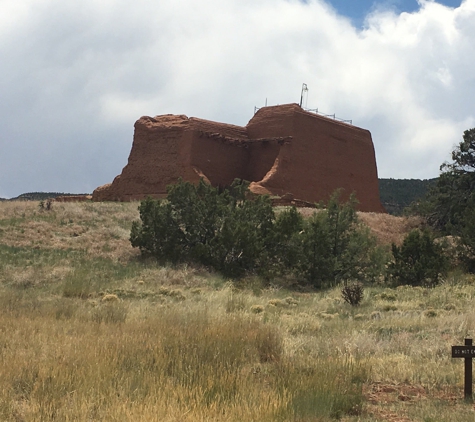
[93,116,196,201]
[189,131,250,186]
[246,141,283,183]
[249,106,383,212]
[296,110,380,210]
[92,104,385,212]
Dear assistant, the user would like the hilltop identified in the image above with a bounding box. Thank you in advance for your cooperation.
[2,192,90,201]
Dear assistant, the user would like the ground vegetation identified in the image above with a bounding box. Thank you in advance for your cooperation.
[131,181,388,287]
[0,197,474,421]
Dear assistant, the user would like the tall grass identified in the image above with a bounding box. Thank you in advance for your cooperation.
[2,201,475,421]
[0,297,365,421]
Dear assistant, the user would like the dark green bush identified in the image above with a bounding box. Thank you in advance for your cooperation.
[130,179,282,278]
[130,180,386,284]
[458,199,475,273]
[294,191,386,288]
[387,229,449,286]
[409,128,475,273]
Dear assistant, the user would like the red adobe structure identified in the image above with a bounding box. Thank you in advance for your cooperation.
[93,103,385,213]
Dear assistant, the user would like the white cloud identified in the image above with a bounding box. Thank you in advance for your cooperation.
[1,0,474,197]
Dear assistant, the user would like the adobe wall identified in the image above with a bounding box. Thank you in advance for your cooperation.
[94,115,196,201]
[93,104,385,212]
[93,115,249,201]
[248,105,384,212]
[246,140,286,183]
[188,131,249,187]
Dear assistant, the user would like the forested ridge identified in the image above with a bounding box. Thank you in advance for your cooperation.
[378,178,437,215]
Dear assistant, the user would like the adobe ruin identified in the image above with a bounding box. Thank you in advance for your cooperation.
[92,103,385,212]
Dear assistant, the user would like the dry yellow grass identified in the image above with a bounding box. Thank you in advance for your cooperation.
[357,212,422,246]
[2,201,475,421]
[0,201,139,261]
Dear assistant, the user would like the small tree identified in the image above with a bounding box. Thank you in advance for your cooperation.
[270,206,304,273]
[130,198,184,264]
[387,229,448,286]
[413,128,475,271]
[295,191,385,288]
[458,197,475,273]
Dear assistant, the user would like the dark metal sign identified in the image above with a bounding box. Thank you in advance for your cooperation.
[452,346,475,358]
[452,339,474,401]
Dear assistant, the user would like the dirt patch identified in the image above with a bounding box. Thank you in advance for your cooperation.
[357,213,422,245]
[363,382,474,421]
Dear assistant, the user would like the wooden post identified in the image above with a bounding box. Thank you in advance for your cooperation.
[452,338,475,401]
[464,339,473,401]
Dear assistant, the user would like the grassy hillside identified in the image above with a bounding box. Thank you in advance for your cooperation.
[0,201,474,421]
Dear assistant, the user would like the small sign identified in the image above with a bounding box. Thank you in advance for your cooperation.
[452,346,475,358]
[452,338,474,401]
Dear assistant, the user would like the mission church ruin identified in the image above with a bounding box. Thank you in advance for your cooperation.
[93,103,385,213]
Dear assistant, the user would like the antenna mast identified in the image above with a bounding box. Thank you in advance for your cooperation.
[299,83,308,108]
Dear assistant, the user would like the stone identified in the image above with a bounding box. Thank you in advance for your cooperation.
[93,103,385,212]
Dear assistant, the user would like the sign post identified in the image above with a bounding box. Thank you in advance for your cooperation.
[452,338,475,401]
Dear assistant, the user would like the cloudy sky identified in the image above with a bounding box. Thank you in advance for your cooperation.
[1,0,474,198]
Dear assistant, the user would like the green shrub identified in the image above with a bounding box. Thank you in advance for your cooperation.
[409,128,475,273]
[459,201,475,272]
[268,206,304,273]
[387,229,449,286]
[130,181,385,285]
[130,179,297,278]
[295,191,386,288]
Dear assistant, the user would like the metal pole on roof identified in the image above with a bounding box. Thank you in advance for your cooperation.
[299,83,308,108]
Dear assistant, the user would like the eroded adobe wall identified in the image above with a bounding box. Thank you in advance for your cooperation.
[93,104,384,213]
[249,105,384,212]
[188,118,250,186]
[246,140,286,183]
[93,115,251,201]
[93,115,200,201]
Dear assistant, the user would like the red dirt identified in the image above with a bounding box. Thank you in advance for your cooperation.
[93,104,384,213]
[362,382,472,421]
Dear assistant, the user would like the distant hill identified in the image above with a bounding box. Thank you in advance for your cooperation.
[5,192,90,201]
[378,178,437,215]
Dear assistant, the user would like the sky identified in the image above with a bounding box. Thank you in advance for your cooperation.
[1,0,474,198]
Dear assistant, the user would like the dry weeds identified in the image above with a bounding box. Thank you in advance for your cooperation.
[357,212,422,246]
